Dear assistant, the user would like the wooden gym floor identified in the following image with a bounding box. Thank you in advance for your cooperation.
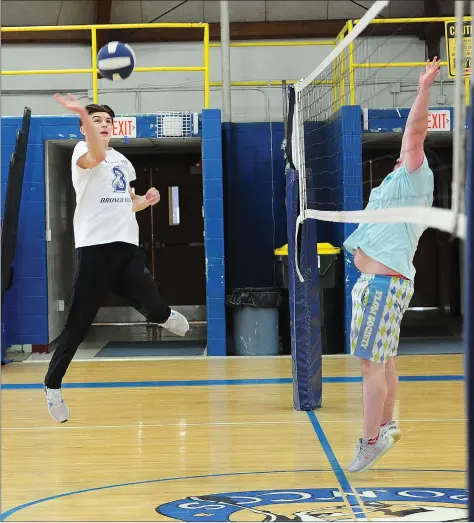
[0,354,467,521]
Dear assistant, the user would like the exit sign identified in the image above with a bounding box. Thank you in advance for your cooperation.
[427,110,451,132]
[112,117,137,138]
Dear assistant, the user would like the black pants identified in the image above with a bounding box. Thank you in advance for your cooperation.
[45,242,171,388]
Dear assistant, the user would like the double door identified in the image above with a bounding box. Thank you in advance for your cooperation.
[104,152,206,308]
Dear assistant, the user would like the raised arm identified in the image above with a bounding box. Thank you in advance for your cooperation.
[400,57,441,173]
[53,93,106,168]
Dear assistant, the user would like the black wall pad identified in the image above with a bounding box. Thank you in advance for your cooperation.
[1,107,31,303]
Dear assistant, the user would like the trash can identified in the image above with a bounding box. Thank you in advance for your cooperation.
[1,317,10,365]
[226,288,282,356]
[1,319,6,365]
[274,243,344,355]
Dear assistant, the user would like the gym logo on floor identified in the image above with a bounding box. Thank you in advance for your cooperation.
[156,488,467,521]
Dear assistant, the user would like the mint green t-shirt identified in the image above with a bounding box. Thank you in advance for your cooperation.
[343,155,434,280]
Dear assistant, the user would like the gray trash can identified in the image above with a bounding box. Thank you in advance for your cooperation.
[227,288,282,356]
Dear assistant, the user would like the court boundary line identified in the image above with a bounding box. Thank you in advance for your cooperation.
[0,374,465,390]
[2,418,467,432]
[307,411,368,520]
[14,352,463,364]
[19,355,294,363]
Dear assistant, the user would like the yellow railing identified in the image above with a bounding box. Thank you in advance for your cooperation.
[2,17,467,114]
[334,22,349,111]
[0,23,211,108]
[209,40,336,89]
[0,28,335,106]
[335,16,472,108]
[209,40,335,48]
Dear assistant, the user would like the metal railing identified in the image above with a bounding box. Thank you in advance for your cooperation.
[335,16,471,108]
[0,23,211,108]
[1,16,467,111]
[0,26,336,105]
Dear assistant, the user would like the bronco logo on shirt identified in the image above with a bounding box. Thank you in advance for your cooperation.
[111,166,127,193]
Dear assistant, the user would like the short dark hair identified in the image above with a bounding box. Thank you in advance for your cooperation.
[80,103,115,126]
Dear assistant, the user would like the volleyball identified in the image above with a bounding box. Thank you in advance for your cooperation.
[97,41,136,81]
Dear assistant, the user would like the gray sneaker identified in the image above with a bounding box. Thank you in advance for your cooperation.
[160,309,189,337]
[347,435,394,473]
[380,420,401,443]
[45,386,70,423]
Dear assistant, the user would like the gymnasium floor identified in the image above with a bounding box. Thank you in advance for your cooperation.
[1,354,466,522]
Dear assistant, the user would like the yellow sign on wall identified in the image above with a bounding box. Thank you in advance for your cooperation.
[445,21,472,77]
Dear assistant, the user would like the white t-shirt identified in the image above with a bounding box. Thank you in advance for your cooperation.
[71,140,139,248]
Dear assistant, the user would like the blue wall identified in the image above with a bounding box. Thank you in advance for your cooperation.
[1,111,226,356]
[223,122,287,290]
[304,107,363,352]
[313,105,454,352]
[202,110,226,355]
[4,106,448,355]
[340,106,364,351]
[304,119,344,247]
[2,117,50,348]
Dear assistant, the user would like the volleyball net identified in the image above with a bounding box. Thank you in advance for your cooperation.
[288,2,467,286]
[286,0,470,450]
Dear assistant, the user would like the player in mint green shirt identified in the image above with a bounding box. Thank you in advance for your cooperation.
[343,58,440,473]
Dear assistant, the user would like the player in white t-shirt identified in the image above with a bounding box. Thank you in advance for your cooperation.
[44,94,190,423]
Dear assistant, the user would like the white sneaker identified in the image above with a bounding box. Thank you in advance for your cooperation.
[380,420,402,443]
[160,310,189,337]
[347,434,395,473]
[44,386,70,423]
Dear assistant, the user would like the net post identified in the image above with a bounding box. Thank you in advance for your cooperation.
[285,84,322,410]
[467,79,474,523]
[285,168,322,410]
[453,0,466,220]
[292,85,306,218]
[467,3,474,515]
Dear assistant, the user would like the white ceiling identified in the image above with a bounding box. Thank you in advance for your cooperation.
[1,0,452,28]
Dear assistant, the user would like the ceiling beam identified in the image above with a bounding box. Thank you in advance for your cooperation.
[1,19,350,44]
[95,0,114,50]
[1,29,92,44]
[422,0,441,59]
[0,18,441,45]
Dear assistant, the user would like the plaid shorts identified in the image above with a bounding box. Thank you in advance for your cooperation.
[350,274,414,363]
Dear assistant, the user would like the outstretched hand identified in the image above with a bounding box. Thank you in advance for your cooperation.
[145,187,160,206]
[53,93,86,115]
[418,57,441,90]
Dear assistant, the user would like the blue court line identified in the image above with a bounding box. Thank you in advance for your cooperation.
[307,411,366,520]
[0,374,464,390]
